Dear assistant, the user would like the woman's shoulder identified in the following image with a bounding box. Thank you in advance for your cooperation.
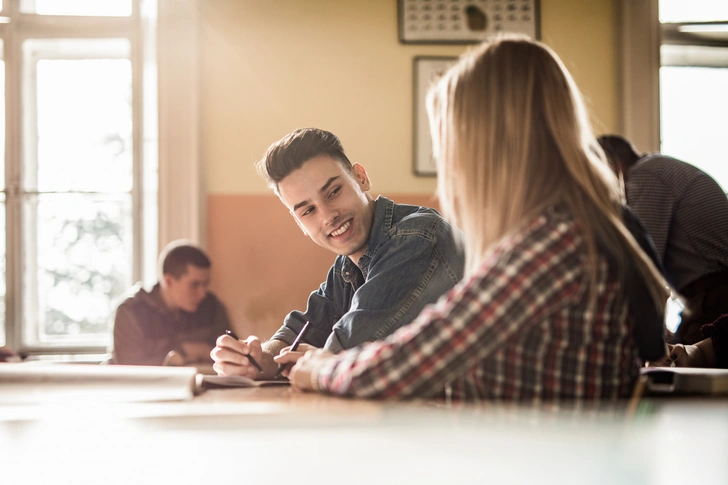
[506,207,581,253]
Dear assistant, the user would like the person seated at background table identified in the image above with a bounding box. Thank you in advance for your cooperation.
[276,34,670,402]
[597,134,728,345]
[110,240,230,366]
[210,128,464,378]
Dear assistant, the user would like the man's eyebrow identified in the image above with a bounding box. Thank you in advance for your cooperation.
[319,175,340,194]
[292,176,340,212]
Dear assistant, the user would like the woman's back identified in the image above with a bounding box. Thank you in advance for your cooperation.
[444,206,639,401]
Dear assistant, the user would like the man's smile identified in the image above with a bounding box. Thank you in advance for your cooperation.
[329,219,352,237]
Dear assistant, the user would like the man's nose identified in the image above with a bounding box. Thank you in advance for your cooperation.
[320,203,340,226]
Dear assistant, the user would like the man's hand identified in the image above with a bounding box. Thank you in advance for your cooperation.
[210,334,277,379]
[285,349,336,392]
[277,343,318,361]
[648,339,716,368]
[179,341,215,364]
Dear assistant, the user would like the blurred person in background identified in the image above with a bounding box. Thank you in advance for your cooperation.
[110,240,230,366]
[598,134,728,345]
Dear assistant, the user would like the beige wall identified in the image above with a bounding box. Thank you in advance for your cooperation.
[200,0,619,335]
[200,0,617,196]
[541,0,617,136]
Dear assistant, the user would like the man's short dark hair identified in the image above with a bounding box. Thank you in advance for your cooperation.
[597,134,642,173]
[159,242,211,279]
[257,128,353,193]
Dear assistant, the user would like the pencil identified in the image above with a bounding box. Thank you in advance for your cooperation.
[274,321,311,378]
[626,375,647,418]
[225,329,263,373]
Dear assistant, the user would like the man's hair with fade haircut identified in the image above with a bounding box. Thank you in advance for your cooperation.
[158,240,211,279]
[256,128,353,194]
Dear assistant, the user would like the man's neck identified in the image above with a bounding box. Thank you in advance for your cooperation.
[348,197,377,268]
[159,286,179,313]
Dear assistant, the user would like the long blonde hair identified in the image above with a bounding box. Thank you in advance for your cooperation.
[427,34,669,308]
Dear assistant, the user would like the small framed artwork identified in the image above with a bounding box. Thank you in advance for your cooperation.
[398,0,540,44]
[413,56,457,176]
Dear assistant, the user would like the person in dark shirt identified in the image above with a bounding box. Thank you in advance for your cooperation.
[598,134,728,344]
[210,128,464,379]
[110,241,230,366]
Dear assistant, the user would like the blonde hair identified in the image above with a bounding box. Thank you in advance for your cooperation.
[427,34,669,308]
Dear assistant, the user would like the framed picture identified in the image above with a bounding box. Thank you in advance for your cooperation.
[413,56,457,176]
[398,0,540,44]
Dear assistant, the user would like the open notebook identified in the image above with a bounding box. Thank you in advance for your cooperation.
[199,374,289,389]
[0,363,288,404]
[640,367,728,395]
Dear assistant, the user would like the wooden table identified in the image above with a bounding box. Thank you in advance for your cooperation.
[1,387,727,485]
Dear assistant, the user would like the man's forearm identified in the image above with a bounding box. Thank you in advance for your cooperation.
[258,339,289,378]
[262,339,288,357]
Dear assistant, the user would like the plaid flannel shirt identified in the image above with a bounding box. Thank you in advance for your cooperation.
[316,207,641,402]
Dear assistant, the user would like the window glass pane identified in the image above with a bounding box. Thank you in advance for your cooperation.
[660,0,728,23]
[23,194,132,346]
[21,0,132,17]
[660,66,728,191]
[27,40,132,193]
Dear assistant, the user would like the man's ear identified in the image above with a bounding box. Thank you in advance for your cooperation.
[290,212,308,236]
[352,163,371,191]
[161,273,173,288]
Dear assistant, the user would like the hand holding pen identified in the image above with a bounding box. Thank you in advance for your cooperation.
[210,330,266,378]
[273,321,311,378]
[224,330,264,373]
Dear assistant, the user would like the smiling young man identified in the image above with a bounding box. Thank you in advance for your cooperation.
[211,128,464,379]
[111,241,230,366]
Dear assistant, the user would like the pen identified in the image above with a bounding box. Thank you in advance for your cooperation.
[275,321,311,378]
[225,329,264,373]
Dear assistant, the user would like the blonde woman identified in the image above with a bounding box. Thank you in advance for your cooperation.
[276,35,670,401]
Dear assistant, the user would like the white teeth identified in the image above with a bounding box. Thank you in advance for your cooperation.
[330,220,351,237]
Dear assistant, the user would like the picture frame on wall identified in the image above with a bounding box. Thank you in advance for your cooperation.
[413,56,457,176]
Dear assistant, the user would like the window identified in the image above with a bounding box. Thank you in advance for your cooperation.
[658,1,728,191]
[0,0,158,354]
[619,0,728,193]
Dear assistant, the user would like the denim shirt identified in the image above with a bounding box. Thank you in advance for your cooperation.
[271,196,464,353]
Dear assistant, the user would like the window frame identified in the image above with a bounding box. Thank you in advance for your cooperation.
[0,0,203,355]
[618,0,728,152]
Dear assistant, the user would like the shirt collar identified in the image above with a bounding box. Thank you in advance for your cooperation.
[342,196,394,279]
